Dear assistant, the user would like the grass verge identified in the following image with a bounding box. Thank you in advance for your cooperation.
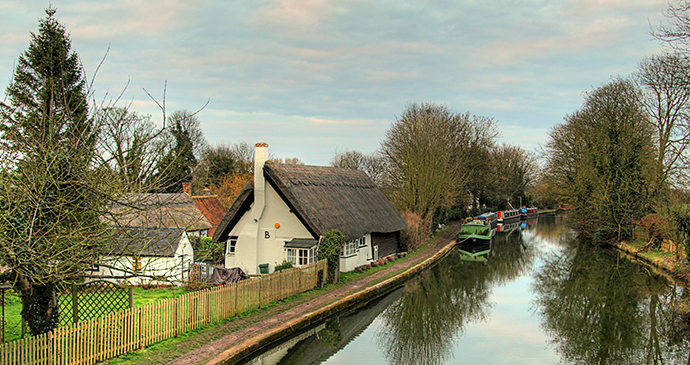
[102,227,455,364]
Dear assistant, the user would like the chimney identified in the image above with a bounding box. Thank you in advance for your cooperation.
[252,142,269,221]
[203,184,211,196]
[182,183,192,196]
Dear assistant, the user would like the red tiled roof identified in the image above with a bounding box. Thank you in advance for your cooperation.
[192,195,227,237]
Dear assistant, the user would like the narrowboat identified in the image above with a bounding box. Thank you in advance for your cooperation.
[457,217,493,245]
[497,209,520,223]
[519,207,538,220]
[477,212,497,228]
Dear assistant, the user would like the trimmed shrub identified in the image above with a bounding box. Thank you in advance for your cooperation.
[318,230,345,283]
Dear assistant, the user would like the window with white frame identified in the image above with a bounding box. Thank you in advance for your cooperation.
[358,236,367,247]
[228,237,237,255]
[341,240,357,257]
[287,247,316,266]
[287,248,296,265]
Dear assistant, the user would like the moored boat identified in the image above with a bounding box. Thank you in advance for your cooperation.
[477,212,497,228]
[519,206,538,220]
[497,209,520,223]
[457,217,493,245]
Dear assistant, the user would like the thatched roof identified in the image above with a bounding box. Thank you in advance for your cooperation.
[109,193,212,232]
[109,227,185,257]
[213,163,406,242]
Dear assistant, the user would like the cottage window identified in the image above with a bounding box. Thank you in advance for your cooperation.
[298,249,309,265]
[132,257,142,273]
[287,247,315,266]
[228,237,237,255]
[358,236,367,247]
[287,248,297,265]
[341,241,357,257]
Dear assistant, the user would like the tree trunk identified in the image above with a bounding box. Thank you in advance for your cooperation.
[15,275,59,335]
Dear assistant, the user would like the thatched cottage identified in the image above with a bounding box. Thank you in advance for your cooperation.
[212,143,407,275]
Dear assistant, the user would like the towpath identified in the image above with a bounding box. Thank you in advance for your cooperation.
[155,222,462,365]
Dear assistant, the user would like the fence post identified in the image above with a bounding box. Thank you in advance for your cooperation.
[206,290,211,324]
[51,328,56,365]
[279,273,282,301]
[72,283,79,324]
[258,277,262,310]
[174,298,179,337]
[234,284,238,317]
[138,308,143,349]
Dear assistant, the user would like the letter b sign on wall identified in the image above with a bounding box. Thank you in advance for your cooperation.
[265,231,270,239]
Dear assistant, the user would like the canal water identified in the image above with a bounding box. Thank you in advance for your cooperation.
[240,215,690,364]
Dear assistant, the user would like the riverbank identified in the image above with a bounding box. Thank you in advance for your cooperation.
[614,241,690,286]
[207,228,460,365]
[104,222,462,365]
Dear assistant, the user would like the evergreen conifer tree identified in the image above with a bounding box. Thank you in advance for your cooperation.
[0,7,101,335]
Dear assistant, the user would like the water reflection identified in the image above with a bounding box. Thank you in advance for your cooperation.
[240,290,402,365]
[532,236,690,364]
[240,216,690,365]
[375,224,537,365]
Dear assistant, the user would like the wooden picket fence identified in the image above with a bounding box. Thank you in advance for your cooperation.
[0,260,326,365]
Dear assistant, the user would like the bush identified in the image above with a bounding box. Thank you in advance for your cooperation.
[274,260,293,272]
[318,230,345,283]
[193,236,224,264]
[400,211,432,251]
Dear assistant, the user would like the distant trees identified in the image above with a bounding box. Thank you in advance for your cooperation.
[331,150,387,187]
[195,142,254,208]
[381,103,500,227]
[323,102,500,245]
[331,102,533,242]
[543,79,655,243]
[485,144,537,210]
[150,110,206,193]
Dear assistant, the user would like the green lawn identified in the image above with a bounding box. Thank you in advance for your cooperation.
[1,286,191,343]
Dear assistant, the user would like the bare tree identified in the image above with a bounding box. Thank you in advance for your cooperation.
[488,144,538,209]
[381,102,498,223]
[95,106,164,190]
[636,53,690,190]
[654,1,690,51]
[332,149,388,187]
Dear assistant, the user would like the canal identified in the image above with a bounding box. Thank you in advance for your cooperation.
[240,215,690,364]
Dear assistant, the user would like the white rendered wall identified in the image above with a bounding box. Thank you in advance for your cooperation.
[225,182,312,275]
[339,233,372,272]
[92,234,193,286]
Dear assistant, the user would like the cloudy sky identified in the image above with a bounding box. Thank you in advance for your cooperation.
[0,0,669,165]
